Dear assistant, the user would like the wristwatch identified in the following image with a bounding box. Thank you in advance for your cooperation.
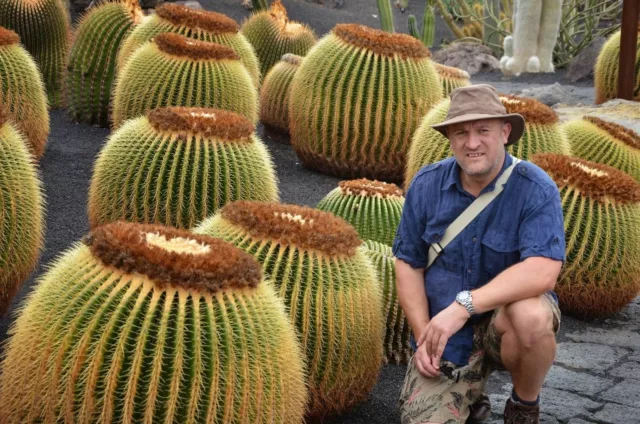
[455,290,475,316]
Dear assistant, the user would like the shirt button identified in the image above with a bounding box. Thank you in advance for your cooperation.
[472,237,477,242]
[467,268,472,274]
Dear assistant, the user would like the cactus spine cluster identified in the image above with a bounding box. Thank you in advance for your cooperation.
[241,0,316,78]
[112,33,259,128]
[433,62,470,97]
[290,23,442,182]
[0,107,44,315]
[594,28,640,104]
[194,201,384,418]
[532,154,640,318]
[260,53,301,132]
[66,1,142,127]
[316,178,404,246]
[0,222,307,422]
[89,107,278,229]
[0,27,49,158]
[117,3,260,87]
[0,0,70,108]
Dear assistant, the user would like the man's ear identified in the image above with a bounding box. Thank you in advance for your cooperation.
[502,121,512,145]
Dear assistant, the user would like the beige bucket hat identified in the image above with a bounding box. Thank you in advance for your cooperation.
[430,84,525,146]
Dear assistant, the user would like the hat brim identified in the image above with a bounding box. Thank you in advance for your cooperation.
[430,113,525,146]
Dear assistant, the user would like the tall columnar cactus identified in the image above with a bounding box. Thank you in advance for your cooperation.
[117,3,260,87]
[360,240,412,364]
[0,107,44,315]
[194,201,384,418]
[433,62,470,97]
[66,1,143,127]
[112,33,259,128]
[561,116,640,183]
[241,0,316,78]
[0,0,70,108]
[289,23,442,183]
[316,178,404,246]
[0,222,307,422]
[408,0,435,48]
[531,154,640,318]
[260,53,301,133]
[90,107,278,229]
[594,27,640,104]
[405,94,571,187]
[0,27,49,159]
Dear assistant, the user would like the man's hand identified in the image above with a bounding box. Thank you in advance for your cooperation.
[414,337,440,378]
[417,301,470,362]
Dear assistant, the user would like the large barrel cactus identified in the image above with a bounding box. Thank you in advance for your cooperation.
[0,107,44,315]
[66,1,143,127]
[433,62,470,97]
[260,53,301,133]
[405,94,571,187]
[316,178,404,246]
[89,107,278,229]
[0,0,70,108]
[594,27,640,105]
[241,0,316,78]
[117,3,260,87]
[112,33,259,128]
[0,27,49,159]
[194,201,384,418]
[0,222,307,423]
[561,116,640,182]
[289,23,442,183]
[532,153,640,318]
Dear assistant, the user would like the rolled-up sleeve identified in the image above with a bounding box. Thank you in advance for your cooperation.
[519,186,566,262]
[392,180,428,268]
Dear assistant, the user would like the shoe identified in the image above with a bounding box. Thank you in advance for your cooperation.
[466,393,491,423]
[503,398,540,424]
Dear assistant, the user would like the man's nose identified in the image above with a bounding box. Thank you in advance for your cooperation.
[465,132,481,149]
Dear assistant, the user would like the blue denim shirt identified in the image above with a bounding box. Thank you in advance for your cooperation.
[392,153,565,366]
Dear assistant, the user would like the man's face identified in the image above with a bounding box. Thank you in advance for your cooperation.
[447,118,511,177]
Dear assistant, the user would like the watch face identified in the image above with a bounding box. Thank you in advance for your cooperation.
[458,291,470,302]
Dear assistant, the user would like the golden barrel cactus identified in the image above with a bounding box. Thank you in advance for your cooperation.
[260,53,301,133]
[433,62,470,97]
[0,222,307,423]
[594,27,640,104]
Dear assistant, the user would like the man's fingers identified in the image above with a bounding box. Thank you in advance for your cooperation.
[430,329,443,360]
[436,334,448,360]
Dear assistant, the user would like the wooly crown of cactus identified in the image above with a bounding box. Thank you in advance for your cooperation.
[0,222,307,423]
[594,27,640,104]
[194,201,384,418]
[0,27,49,158]
[289,23,442,183]
[405,94,571,187]
[0,107,44,316]
[562,116,640,183]
[112,33,259,128]
[532,153,640,318]
[89,107,278,229]
[433,62,470,97]
[0,0,71,108]
[117,3,260,87]
[66,1,143,127]
[316,178,404,246]
[260,53,301,133]
[241,0,316,78]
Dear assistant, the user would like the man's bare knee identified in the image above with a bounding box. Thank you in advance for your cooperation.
[502,296,555,349]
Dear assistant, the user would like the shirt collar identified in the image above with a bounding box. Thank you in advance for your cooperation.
[442,152,513,194]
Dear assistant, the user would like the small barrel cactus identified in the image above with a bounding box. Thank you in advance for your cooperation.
[561,116,640,183]
[89,107,278,229]
[405,94,571,187]
[194,201,384,418]
[433,62,471,97]
[260,53,301,133]
[0,106,44,315]
[289,23,442,183]
[241,0,316,78]
[117,3,260,87]
[316,178,404,246]
[594,28,640,104]
[112,33,259,128]
[531,153,640,318]
[361,240,412,364]
[0,0,71,108]
[0,27,49,159]
[0,222,307,422]
[66,1,143,127]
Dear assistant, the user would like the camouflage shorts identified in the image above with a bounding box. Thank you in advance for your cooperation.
[398,293,561,424]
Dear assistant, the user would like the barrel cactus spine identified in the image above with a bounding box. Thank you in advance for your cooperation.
[194,201,384,418]
[260,53,301,133]
[0,222,307,422]
[433,62,470,97]
[0,27,49,159]
[112,33,259,128]
[289,23,442,183]
[594,27,640,105]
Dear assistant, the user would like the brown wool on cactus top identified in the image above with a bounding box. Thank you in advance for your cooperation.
[532,153,640,205]
[281,53,302,66]
[153,33,240,61]
[221,201,362,256]
[433,62,470,80]
[156,3,239,34]
[0,26,19,47]
[333,23,430,59]
[584,116,640,150]
[339,179,403,199]
[148,107,254,140]
[85,221,262,293]
[499,94,558,125]
[267,0,305,37]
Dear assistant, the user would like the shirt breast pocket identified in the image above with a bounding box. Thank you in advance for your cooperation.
[481,229,521,279]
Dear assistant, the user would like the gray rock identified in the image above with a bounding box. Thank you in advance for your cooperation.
[566,37,606,82]
[540,388,602,421]
[518,82,577,106]
[173,0,203,9]
[544,366,614,396]
[594,403,640,424]
[610,362,640,380]
[566,329,640,349]
[567,419,596,424]
[432,42,500,76]
[555,342,627,372]
[629,352,640,362]
[600,378,640,408]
